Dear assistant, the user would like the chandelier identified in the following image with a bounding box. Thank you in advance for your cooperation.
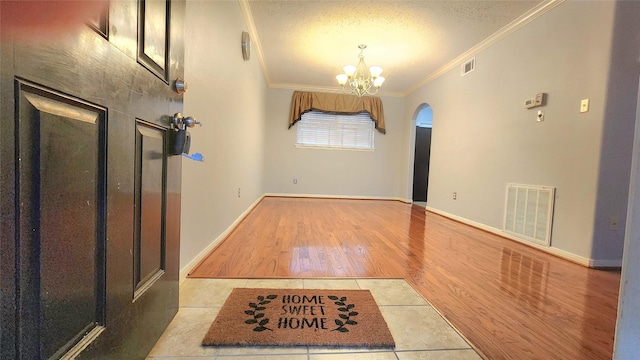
[336,44,385,97]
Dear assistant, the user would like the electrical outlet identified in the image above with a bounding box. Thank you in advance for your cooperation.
[608,216,620,231]
[453,192,457,200]
[580,99,590,113]
[293,178,298,184]
[238,187,241,198]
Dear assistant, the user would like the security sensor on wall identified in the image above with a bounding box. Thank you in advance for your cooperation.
[525,93,546,109]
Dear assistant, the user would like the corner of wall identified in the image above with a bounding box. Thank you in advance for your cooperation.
[591,0,640,262]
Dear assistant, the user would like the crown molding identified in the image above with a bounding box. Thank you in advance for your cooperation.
[240,0,564,99]
[238,0,270,84]
[404,0,565,97]
[268,83,406,98]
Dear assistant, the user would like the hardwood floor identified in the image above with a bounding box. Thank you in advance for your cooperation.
[189,197,621,360]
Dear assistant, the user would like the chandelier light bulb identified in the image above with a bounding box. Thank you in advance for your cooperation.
[336,74,348,85]
[343,65,356,77]
[374,76,385,88]
[369,66,383,78]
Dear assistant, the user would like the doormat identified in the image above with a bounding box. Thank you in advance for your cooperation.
[202,288,395,348]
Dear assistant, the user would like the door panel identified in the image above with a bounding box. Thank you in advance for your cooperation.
[138,0,170,81]
[15,82,108,360]
[134,121,167,299]
[1,1,184,358]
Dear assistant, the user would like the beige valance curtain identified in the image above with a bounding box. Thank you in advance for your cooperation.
[288,91,386,134]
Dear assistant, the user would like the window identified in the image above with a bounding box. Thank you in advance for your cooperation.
[296,111,375,150]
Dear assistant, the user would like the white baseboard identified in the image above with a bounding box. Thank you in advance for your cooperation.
[179,194,266,286]
[264,193,413,203]
[425,206,595,267]
[590,259,623,268]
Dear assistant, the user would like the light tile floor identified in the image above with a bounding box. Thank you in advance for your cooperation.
[147,279,481,360]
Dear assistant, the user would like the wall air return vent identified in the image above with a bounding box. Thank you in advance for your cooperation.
[461,58,475,76]
[503,183,555,246]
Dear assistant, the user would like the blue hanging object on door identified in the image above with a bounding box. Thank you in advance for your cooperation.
[182,152,204,162]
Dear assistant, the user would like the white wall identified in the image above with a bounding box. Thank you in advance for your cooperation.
[592,0,640,264]
[263,88,407,200]
[403,1,631,261]
[181,0,267,270]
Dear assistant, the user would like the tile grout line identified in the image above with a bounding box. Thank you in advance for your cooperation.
[159,278,481,359]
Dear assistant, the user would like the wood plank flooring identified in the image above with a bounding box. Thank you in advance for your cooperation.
[189,197,621,360]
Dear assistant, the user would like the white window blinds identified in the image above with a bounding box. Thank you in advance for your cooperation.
[296,111,375,150]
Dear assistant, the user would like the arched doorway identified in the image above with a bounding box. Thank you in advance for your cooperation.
[412,104,433,203]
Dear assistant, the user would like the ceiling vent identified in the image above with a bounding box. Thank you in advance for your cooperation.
[461,58,475,76]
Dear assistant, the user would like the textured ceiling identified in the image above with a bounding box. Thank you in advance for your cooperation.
[244,0,544,96]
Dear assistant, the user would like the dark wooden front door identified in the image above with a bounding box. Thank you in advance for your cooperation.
[412,127,432,202]
[0,1,184,358]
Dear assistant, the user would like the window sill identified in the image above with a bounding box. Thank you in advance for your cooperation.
[294,144,375,152]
